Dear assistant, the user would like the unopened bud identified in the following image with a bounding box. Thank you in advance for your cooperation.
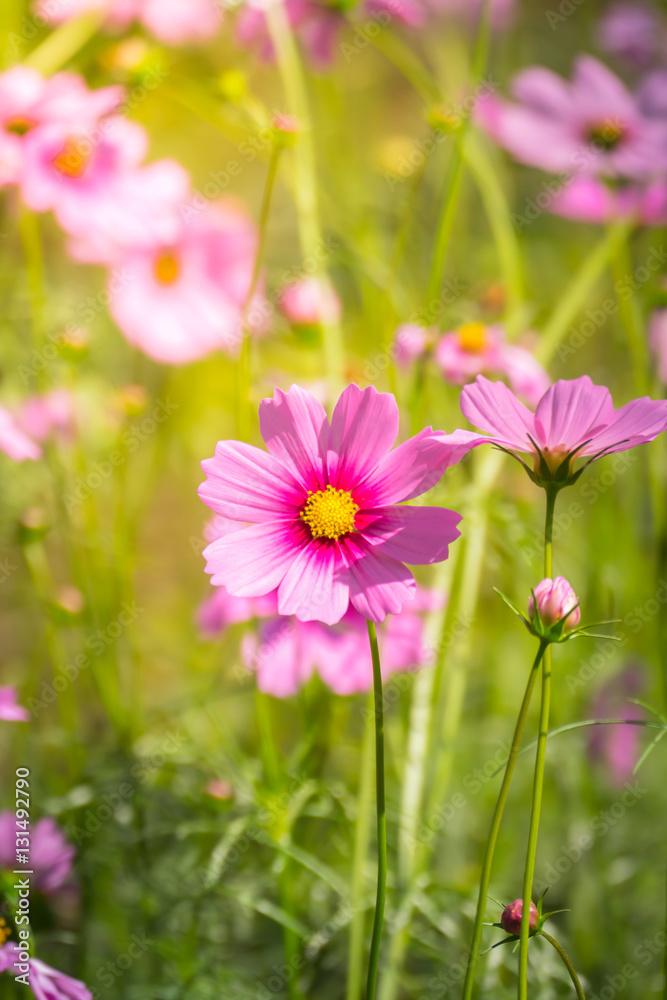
[501,899,539,937]
[529,577,581,632]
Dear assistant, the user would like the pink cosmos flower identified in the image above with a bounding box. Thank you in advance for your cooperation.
[444,375,667,486]
[650,308,667,382]
[198,383,472,624]
[197,586,278,637]
[106,200,260,364]
[243,589,439,696]
[597,3,663,67]
[0,813,75,893]
[280,277,341,327]
[393,324,432,369]
[0,406,41,461]
[17,389,76,443]
[34,0,221,45]
[435,322,550,406]
[529,577,581,631]
[0,942,91,999]
[589,666,644,786]
[550,175,667,226]
[476,55,667,181]
[0,67,121,188]
[0,687,29,722]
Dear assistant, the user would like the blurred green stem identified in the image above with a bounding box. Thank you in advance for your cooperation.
[460,640,546,1000]
[266,1,345,400]
[24,12,100,74]
[610,234,649,395]
[238,142,282,439]
[540,932,586,1000]
[347,709,375,1000]
[366,620,387,1000]
[537,221,633,366]
[518,488,556,999]
[18,207,45,358]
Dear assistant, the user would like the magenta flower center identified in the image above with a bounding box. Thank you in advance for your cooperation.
[586,119,625,151]
[52,137,92,179]
[153,251,181,285]
[300,485,359,540]
[457,322,488,353]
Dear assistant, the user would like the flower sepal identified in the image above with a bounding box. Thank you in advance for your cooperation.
[494,586,620,646]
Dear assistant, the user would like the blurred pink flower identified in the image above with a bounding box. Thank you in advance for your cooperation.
[550,175,667,226]
[107,200,260,364]
[597,3,663,67]
[650,308,667,382]
[197,586,278,637]
[199,383,472,624]
[444,375,667,478]
[435,322,550,406]
[243,589,440,696]
[34,0,221,44]
[529,576,581,631]
[0,406,41,461]
[589,667,645,786]
[280,277,341,326]
[0,942,91,999]
[0,687,29,722]
[237,0,343,67]
[477,55,667,181]
[393,324,432,369]
[0,67,121,187]
[0,813,75,892]
[17,389,76,443]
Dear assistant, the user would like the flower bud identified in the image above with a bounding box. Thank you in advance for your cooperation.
[529,576,581,632]
[501,899,539,937]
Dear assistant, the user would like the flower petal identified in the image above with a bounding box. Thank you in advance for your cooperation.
[245,619,315,698]
[343,535,416,622]
[355,427,475,506]
[202,521,301,595]
[199,440,305,523]
[327,384,399,490]
[586,396,667,455]
[259,384,329,492]
[459,375,536,451]
[278,539,350,625]
[533,376,614,451]
[361,505,461,564]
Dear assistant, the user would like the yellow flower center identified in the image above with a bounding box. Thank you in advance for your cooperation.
[301,485,359,540]
[457,322,488,353]
[52,137,91,179]
[587,119,625,151]
[153,251,181,285]
[6,117,34,136]
[534,445,572,476]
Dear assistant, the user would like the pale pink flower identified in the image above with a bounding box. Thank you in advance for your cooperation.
[0,67,121,188]
[597,3,663,67]
[0,406,41,461]
[0,687,29,722]
[199,383,472,624]
[0,942,91,999]
[17,389,75,443]
[197,587,278,637]
[550,175,667,226]
[529,577,581,631]
[0,813,75,893]
[243,590,439,696]
[280,277,341,326]
[589,666,644,786]
[34,0,221,44]
[435,323,550,406]
[444,375,667,483]
[107,200,260,364]
[477,55,667,180]
[393,324,432,369]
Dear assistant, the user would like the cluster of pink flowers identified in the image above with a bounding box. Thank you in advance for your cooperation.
[394,321,550,406]
[35,0,222,45]
[0,66,261,366]
[477,54,667,226]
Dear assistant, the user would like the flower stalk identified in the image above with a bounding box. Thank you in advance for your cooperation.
[366,619,388,1000]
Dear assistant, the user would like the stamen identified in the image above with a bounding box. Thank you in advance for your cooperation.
[457,322,488,353]
[587,119,625,151]
[52,138,91,179]
[153,252,181,285]
[301,485,359,540]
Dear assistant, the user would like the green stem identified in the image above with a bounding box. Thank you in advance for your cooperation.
[347,710,375,1000]
[18,207,45,357]
[461,640,546,1000]
[536,220,633,366]
[540,932,586,1000]
[518,489,557,999]
[365,620,387,1000]
[23,12,100,74]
